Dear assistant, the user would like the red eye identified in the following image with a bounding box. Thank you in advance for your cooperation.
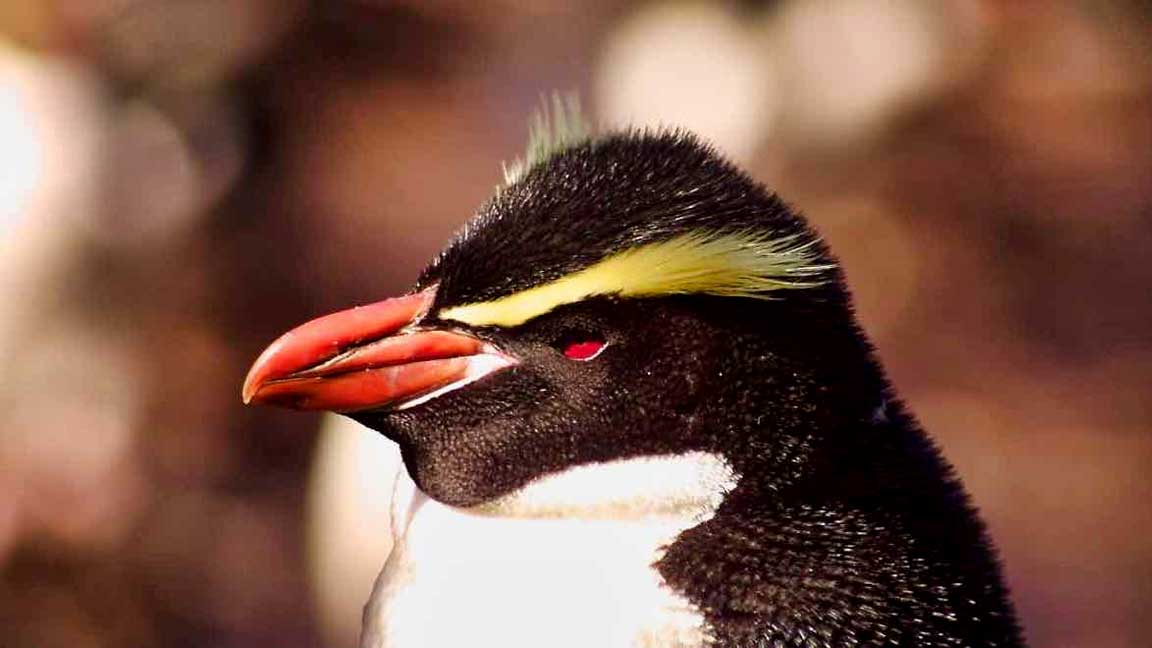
[562,340,606,361]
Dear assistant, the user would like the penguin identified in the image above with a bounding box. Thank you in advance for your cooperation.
[243,118,1024,647]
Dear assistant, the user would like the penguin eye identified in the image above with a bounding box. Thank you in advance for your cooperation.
[563,340,606,360]
[552,332,607,361]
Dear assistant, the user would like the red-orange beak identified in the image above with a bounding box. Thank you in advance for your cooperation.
[242,288,514,412]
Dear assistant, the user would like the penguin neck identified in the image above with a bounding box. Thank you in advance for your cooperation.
[655,413,1025,647]
[709,407,980,532]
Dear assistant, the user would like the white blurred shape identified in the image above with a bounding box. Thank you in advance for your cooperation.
[595,2,777,162]
[97,101,203,248]
[308,414,400,648]
[770,0,984,144]
[0,46,103,365]
[0,66,42,227]
[0,43,102,236]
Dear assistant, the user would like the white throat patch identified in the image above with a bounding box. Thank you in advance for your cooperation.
[470,451,738,520]
[361,453,739,648]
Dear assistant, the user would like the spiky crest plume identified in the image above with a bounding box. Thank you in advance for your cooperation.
[502,93,592,185]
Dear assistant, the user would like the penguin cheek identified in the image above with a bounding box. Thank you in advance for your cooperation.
[405,441,506,507]
[406,423,548,507]
[388,368,568,506]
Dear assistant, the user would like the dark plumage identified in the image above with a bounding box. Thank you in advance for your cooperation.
[246,130,1023,647]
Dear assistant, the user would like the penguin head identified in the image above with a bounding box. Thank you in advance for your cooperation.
[244,131,885,508]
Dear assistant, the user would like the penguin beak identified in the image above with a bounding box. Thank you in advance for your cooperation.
[242,288,515,412]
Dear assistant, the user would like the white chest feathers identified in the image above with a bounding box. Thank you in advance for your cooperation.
[361,452,738,648]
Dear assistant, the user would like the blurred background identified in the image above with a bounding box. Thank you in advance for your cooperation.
[1,0,1149,646]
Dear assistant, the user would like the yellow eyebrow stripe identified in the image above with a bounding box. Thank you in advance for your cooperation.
[438,230,832,328]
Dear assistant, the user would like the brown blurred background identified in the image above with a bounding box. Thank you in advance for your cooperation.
[1,1,1149,647]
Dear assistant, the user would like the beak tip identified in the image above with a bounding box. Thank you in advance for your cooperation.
[241,366,266,405]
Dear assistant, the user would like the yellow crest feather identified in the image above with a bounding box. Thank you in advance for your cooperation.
[439,230,833,328]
